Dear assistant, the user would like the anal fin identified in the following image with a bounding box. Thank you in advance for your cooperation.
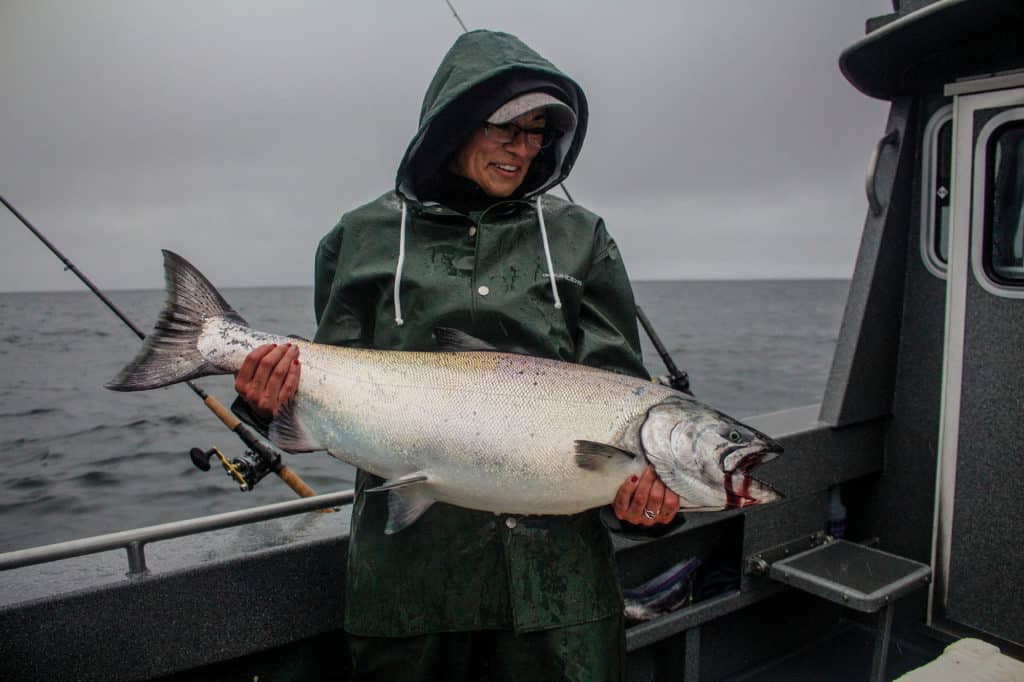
[363,472,430,493]
[363,472,436,534]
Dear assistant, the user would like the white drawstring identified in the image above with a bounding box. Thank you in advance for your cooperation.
[394,199,407,326]
[536,194,562,310]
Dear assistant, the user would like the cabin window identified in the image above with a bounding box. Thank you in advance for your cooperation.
[922,106,953,277]
[983,122,1024,282]
[934,122,953,262]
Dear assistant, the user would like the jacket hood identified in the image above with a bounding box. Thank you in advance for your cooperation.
[396,30,588,203]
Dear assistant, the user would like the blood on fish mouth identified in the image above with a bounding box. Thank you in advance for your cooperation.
[722,450,777,508]
[724,471,753,508]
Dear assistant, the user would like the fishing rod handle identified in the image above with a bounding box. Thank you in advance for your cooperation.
[277,467,317,499]
[203,395,242,430]
[206,393,329,502]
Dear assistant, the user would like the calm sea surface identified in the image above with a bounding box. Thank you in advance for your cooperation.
[0,280,848,551]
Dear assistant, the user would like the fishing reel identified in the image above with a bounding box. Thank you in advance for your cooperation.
[189,446,280,492]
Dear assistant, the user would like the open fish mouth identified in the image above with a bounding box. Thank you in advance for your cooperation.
[733,448,781,472]
[720,438,783,473]
[722,441,783,508]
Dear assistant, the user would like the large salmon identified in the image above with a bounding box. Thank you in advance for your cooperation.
[108,251,782,533]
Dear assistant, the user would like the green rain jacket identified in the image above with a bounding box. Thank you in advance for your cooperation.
[313,30,648,637]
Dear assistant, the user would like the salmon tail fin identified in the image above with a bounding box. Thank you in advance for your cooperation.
[106,250,247,391]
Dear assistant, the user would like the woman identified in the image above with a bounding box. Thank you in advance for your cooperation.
[235,29,679,680]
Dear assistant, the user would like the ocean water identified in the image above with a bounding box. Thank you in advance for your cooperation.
[0,280,848,551]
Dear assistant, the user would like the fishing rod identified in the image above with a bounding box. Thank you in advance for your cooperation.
[442,1,688,391]
[1,194,319,499]
[444,0,468,32]
[635,305,691,394]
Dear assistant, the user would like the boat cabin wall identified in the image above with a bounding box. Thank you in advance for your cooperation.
[827,0,1024,652]
[842,92,951,559]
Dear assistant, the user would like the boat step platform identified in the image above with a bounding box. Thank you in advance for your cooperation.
[764,538,932,682]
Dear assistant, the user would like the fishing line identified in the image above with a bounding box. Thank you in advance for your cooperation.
[444,0,468,33]
[1,194,321,501]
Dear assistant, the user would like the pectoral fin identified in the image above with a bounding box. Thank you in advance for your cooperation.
[268,401,323,452]
[574,440,636,471]
[363,472,436,534]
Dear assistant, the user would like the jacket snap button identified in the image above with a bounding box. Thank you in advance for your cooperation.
[478,286,490,296]
[468,225,477,237]
[505,517,518,529]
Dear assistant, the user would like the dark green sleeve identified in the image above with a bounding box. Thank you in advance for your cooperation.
[573,220,650,380]
[312,223,375,347]
[313,226,341,326]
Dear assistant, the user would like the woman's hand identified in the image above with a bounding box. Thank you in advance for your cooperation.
[613,467,681,526]
[234,343,300,420]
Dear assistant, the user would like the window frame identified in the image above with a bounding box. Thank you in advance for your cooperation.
[970,106,1024,298]
[920,104,953,279]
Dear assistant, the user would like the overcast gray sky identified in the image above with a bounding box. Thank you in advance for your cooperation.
[1,1,893,292]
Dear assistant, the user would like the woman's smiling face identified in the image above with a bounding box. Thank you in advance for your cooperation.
[450,110,546,198]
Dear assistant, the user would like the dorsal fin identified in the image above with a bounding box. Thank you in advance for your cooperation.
[434,328,498,352]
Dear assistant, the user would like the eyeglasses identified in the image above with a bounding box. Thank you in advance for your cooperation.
[482,122,556,149]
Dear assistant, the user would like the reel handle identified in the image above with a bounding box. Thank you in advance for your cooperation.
[189,447,216,472]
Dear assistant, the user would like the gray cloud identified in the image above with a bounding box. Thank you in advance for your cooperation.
[1,0,892,291]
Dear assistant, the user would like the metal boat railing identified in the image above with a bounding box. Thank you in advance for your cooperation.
[0,489,355,576]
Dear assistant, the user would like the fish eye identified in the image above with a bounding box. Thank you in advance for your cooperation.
[728,430,742,443]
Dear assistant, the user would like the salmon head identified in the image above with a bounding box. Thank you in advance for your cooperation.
[638,397,783,510]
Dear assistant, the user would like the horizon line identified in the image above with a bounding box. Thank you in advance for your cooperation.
[0,276,852,295]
